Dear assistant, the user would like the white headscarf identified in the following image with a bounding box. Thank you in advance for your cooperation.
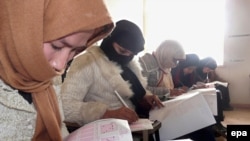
[154,40,186,70]
[153,40,185,89]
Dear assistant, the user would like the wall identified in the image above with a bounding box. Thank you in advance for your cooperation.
[103,0,145,55]
[217,0,250,106]
[104,0,144,30]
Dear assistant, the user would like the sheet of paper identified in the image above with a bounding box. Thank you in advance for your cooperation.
[188,88,217,115]
[64,118,133,141]
[149,92,216,140]
[206,81,228,87]
[166,139,193,141]
[129,118,153,132]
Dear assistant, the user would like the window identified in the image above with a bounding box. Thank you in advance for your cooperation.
[143,0,225,65]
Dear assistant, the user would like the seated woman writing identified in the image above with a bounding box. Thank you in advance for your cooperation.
[139,41,216,141]
[195,57,233,111]
[171,54,227,137]
[61,20,164,141]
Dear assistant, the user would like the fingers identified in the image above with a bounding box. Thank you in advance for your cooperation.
[141,94,163,109]
[181,86,189,92]
[176,88,185,95]
[170,89,184,96]
[102,107,139,124]
[120,107,139,123]
[150,95,164,109]
[177,89,185,93]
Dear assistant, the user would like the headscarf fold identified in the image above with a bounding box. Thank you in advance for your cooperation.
[0,0,113,140]
[153,40,185,70]
[196,57,217,82]
[101,20,145,65]
[179,54,200,69]
[198,57,217,70]
[153,40,185,89]
[171,54,200,88]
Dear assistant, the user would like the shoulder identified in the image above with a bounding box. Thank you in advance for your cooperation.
[0,80,36,139]
[139,53,159,72]
[69,46,106,72]
[128,59,148,87]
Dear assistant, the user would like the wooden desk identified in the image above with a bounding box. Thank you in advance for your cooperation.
[132,120,161,141]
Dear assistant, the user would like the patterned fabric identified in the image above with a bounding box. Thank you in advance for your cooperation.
[139,53,170,98]
[0,79,69,140]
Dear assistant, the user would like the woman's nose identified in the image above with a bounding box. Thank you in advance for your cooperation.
[51,53,70,72]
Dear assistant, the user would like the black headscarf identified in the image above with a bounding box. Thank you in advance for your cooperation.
[195,57,217,82]
[100,20,145,65]
[172,54,200,88]
[179,54,200,69]
[100,20,148,117]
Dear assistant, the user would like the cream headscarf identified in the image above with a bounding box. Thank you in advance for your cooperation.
[154,40,186,70]
[0,0,113,141]
[153,40,185,89]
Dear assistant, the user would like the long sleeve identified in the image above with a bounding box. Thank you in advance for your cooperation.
[61,60,108,126]
[139,54,170,98]
[61,47,135,126]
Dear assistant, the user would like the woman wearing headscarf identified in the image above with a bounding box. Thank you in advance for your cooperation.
[195,57,232,111]
[194,57,231,136]
[61,20,163,131]
[195,57,218,83]
[139,44,216,141]
[139,40,186,100]
[171,53,200,88]
[172,55,227,137]
[0,0,113,140]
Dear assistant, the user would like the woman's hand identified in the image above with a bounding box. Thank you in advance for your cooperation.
[192,84,209,89]
[180,86,189,92]
[143,94,164,109]
[101,107,139,124]
[170,88,186,96]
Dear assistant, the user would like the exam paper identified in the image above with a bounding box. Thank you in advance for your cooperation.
[149,92,216,140]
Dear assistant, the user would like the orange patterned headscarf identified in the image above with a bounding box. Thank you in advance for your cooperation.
[0,0,113,141]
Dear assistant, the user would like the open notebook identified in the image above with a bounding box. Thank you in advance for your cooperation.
[64,118,153,141]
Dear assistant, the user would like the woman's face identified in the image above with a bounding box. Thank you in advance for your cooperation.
[113,42,134,56]
[203,67,213,73]
[43,30,94,73]
[183,66,196,75]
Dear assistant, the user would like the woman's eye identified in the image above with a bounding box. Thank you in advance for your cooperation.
[51,44,61,50]
[73,48,84,55]
[120,50,127,54]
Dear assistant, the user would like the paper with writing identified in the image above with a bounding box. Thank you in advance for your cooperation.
[149,92,216,140]
[64,119,133,141]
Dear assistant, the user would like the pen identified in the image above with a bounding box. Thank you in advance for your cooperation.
[114,90,129,108]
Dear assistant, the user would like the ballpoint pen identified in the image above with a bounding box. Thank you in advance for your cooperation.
[114,90,129,108]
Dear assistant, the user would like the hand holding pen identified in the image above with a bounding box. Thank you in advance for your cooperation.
[114,90,129,107]
[101,90,138,124]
